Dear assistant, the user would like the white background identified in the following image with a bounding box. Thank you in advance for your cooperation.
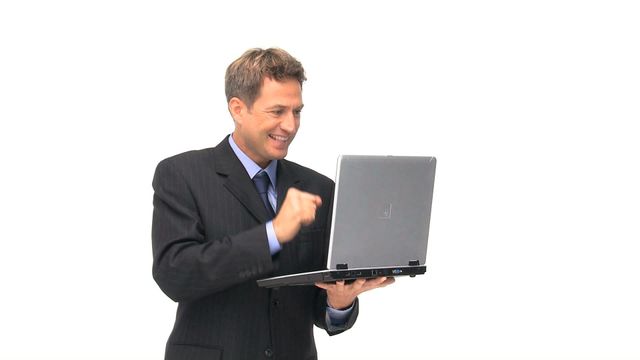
[1,1,639,359]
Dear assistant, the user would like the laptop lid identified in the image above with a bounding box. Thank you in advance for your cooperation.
[327,155,436,270]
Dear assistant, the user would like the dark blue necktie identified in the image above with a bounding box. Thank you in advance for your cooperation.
[253,171,275,219]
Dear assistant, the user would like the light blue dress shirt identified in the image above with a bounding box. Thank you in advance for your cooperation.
[228,135,281,255]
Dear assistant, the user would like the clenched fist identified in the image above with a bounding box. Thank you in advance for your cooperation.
[272,188,322,243]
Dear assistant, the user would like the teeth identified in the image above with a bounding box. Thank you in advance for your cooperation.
[271,135,288,142]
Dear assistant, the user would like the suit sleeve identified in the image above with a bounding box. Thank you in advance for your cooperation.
[151,159,274,302]
[313,290,360,335]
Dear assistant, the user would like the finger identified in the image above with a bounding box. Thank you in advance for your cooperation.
[360,277,385,286]
[300,210,317,225]
[349,278,366,291]
[361,277,390,291]
[373,277,393,287]
[370,277,395,289]
[299,191,322,207]
[373,276,388,285]
[315,282,331,290]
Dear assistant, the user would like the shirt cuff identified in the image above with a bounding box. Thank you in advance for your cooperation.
[266,221,282,255]
[326,301,355,326]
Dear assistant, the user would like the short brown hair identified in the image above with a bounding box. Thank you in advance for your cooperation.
[225,48,306,108]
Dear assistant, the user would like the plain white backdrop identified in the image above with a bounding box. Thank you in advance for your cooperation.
[1,1,639,359]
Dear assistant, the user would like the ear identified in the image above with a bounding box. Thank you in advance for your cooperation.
[228,97,247,125]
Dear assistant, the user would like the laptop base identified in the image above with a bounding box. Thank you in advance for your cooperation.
[257,265,426,288]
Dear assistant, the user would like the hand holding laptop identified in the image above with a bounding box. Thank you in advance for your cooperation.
[273,187,323,244]
[315,277,395,310]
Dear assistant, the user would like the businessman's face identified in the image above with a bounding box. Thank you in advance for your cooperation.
[231,77,303,168]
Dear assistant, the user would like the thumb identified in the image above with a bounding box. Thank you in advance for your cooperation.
[313,195,322,207]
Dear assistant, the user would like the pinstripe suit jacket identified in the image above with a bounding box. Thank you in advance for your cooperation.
[152,137,358,360]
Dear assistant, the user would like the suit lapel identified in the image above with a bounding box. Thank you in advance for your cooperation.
[275,160,302,211]
[213,137,270,223]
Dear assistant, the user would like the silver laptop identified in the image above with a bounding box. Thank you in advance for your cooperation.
[257,155,436,288]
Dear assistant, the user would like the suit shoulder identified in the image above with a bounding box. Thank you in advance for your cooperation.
[156,148,215,171]
[282,159,334,187]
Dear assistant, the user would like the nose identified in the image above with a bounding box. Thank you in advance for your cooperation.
[279,111,298,133]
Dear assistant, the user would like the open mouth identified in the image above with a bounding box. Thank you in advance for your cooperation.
[269,134,289,143]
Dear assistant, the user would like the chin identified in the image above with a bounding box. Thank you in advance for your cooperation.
[271,149,288,160]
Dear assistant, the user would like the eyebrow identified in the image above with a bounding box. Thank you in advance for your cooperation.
[265,104,305,111]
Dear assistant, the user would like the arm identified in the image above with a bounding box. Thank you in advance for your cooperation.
[151,159,274,302]
[314,277,393,335]
[313,287,360,335]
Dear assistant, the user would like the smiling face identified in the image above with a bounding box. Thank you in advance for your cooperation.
[230,76,304,168]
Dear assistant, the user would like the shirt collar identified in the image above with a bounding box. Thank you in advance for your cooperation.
[228,134,277,186]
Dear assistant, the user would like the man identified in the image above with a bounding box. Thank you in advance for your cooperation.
[152,48,393,360]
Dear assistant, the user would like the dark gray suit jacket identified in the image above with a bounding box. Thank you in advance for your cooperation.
[152,137,358,360]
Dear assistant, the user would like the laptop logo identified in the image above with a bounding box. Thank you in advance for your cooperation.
[378,203,392,219]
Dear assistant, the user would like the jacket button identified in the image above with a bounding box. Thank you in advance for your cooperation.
[272,299,280,308]
[264,348,273,357]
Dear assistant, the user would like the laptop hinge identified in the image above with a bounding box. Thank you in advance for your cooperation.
[336,263,348,270]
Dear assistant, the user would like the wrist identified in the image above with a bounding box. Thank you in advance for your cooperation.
[272,215,299,243]
[328,298,354,311]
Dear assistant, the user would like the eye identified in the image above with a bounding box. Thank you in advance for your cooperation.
[293,109,302,117]
[271,109,285,116]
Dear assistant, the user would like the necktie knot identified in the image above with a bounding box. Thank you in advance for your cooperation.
[253,171,275,218]
[253,171,271,194]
